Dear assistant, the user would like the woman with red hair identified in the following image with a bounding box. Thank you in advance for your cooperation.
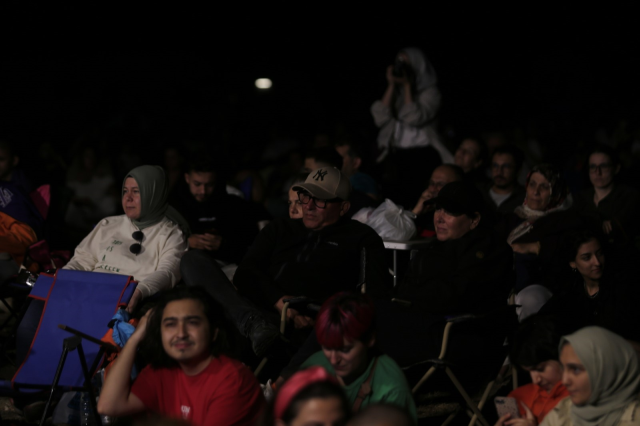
[299,292,416,421]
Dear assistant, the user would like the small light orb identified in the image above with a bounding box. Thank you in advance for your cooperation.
[255,78,272,89]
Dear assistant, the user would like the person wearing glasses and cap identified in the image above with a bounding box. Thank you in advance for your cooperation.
[180,167,390,358]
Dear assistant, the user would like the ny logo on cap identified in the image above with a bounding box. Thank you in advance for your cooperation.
[313,169,328,181]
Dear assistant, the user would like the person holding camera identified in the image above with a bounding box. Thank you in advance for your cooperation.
[371,47,453,208]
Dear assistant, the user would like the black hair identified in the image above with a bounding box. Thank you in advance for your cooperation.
[588,144,620,167]
[458,136,488,167]
[305,147,344,169]
[185,153,217,175]
[562,229,603,265]
[279,381,349,426]
[140,286,230,369]
[492,144,524,172]
[510,315,561,367]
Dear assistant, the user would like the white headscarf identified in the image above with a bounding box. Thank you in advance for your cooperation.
[400,47,437,91]
[561,326,640,426]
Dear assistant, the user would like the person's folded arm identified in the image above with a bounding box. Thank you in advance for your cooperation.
[371,101,393,128]
[397,87,441,127]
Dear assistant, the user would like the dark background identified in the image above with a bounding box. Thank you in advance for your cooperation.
[2,6,638,174]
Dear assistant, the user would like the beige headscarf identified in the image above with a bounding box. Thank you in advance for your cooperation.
[561,326,640,426]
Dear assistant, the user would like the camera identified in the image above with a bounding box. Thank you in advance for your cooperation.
[392,58,411,78]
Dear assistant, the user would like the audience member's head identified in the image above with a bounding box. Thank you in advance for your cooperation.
[141,286,229,369]
[315,292,376,384]
[184,156,217,203]
[432,181,483,241]
[304,147,344,172]
[272,367,349,426]
[510,316,563,393]
[454,137,487,174]
[564,230,604,286]
[0,139,19,182]
[288,172,308,220]
[424,164,464,200]
[524,164,568,212]
[587,144,620,191]
[560,326,640,421]
[412,164,464,215]
[123,165,172,222]
[335,142,363,178]
[292,167,351,230]
[491,145,524,191]
[348,404,413,426]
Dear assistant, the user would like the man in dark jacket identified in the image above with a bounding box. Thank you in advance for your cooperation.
[375,181,515,368]
[480,144,526,215]
[180,167,390,357]
[170,157,270,265]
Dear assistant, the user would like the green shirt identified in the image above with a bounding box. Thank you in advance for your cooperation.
[300,352,417,423]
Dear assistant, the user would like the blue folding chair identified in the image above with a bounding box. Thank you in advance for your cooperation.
[3,269,137,426]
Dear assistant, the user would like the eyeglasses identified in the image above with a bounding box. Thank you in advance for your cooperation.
[589,163,613,173]
[297,192,341,209]
[130,231,144,255]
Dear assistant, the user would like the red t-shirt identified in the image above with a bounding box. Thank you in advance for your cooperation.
[508,381,569,423]
[131,355,264,426]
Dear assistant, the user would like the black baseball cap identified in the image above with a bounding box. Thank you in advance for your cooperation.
[430,181,485,215]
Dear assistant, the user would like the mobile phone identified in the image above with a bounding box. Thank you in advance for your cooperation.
[494,397,520,419]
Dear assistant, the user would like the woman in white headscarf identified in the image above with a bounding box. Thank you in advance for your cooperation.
[541,326,640,426]
[371,47,452,207]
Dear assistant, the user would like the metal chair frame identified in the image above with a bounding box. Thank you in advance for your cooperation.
[410,312,513,426]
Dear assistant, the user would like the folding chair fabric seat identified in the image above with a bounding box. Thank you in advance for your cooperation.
[12,269,136,390]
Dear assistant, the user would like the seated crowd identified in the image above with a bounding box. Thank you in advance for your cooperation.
[3,127,640,426]
[3,49,640,424]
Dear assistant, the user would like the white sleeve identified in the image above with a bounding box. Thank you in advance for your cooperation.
[63,223,102,272]
[135,226,187,298]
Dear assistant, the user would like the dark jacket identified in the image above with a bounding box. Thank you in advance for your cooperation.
[540,272,640,342]
[503,209,583,292]
[573,184,640,244]
[170,184,270,264]
[234,217,391,310]
[396,227,514,314]
[480,183,526,215]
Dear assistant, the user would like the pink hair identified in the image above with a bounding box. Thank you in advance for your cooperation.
[314,292,375,349]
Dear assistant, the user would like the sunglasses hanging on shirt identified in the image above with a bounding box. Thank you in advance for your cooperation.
[130,231,144,255]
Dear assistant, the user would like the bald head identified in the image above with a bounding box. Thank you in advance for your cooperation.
[423,164,464,200]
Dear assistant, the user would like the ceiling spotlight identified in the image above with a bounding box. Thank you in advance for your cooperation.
[255,78,272,89]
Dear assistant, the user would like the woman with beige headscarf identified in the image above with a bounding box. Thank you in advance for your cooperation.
[541,326,640,426]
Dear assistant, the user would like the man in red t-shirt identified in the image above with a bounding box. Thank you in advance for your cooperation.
[98,287,264,426]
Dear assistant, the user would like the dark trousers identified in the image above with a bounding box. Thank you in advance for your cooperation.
[180,250,260,335]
